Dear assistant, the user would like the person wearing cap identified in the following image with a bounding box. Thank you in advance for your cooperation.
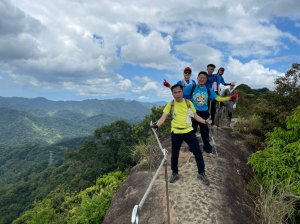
[163,67,196,99]
[222,82,238,127]
[185,71,238,153]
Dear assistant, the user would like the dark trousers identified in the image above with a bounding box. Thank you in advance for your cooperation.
[171,131,205,174]
[209,100,217,125]
[192,110,212,151]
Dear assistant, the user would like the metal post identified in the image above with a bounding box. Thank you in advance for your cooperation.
[131,205,139,224]
[164,160,171,224]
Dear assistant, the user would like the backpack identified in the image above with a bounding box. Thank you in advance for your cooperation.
[170,99,191,119]
[181,79,196,87]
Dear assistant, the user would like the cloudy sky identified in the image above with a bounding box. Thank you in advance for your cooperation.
[1,0,300,102]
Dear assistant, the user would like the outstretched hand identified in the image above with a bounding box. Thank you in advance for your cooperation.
[163,79,171,88]
[230,92,238,100]
[150,121,159,131]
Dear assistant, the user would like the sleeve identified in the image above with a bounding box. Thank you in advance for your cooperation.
[210,88,230,101]
[209,88,218,100]
[221,76,230,85]
[176,80,182,85]
[163,102,172,114]
[215,96,230,102]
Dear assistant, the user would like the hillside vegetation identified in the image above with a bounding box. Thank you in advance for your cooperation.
[0,64,299,223]
[0,98,159,224]
[234,63,300,223]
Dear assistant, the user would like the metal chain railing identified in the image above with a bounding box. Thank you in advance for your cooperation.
[131,122,170,224]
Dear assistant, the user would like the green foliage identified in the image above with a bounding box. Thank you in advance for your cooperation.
[235,64,300,133]
[234,114,263,136]
[13,171,126,224]
[132,106,171,143]
[94,120,136,170]
[234,85,264,118]
[0,99,164,224]
[0,120,135,224]
[248,106,300,195]
[252,180,299,224]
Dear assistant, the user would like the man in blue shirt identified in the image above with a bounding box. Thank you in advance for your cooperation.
[185,71,237,152]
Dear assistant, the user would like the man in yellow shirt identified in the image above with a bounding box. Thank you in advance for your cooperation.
[151,84,211,185]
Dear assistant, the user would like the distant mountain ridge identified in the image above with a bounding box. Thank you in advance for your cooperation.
[0,96,165,145]
[0,96,153,118]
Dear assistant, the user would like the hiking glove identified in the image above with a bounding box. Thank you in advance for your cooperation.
[150,124,159,131]
[163,79,171,88]
[150,121,159,131]
[230,92,238,100]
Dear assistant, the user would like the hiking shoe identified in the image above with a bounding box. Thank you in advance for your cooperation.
[197,173,210,186]
[203,147,213,153]
[169,173,179,183]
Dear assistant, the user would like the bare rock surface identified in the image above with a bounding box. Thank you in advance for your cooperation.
[103,121,257,224]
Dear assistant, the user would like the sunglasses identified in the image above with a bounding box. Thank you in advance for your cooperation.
[184,71,191,74]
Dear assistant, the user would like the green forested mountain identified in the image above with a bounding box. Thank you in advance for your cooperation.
[0,107,92,145]
[0,97,155,145]
[0,97,162,224]
[0,97,151,120]
[0,119,149,224]
[1,64,298,224]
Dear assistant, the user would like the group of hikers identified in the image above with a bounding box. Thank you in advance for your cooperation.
[151,64,238,186]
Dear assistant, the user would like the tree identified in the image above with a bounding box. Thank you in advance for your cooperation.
[256,63,300,131]
[248,105,300,195]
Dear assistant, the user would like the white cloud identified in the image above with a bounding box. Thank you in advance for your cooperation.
[138,95,149,100]
[1,0,299,101]
[227,57,283,89]
[176,42,223,72]
[133,76,152,83]
[121,31,181,69]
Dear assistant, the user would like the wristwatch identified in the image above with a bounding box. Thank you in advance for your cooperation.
[205,119,208,124]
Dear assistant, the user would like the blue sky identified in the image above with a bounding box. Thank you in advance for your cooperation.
[1,0,300,102]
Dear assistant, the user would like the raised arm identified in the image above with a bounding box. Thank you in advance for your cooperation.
[163,79,172,89]
[220,76,232,86]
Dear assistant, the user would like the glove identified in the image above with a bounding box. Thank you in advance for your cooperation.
[150,121,159,131]
[230,92,238,100]
[163,79,171,88]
